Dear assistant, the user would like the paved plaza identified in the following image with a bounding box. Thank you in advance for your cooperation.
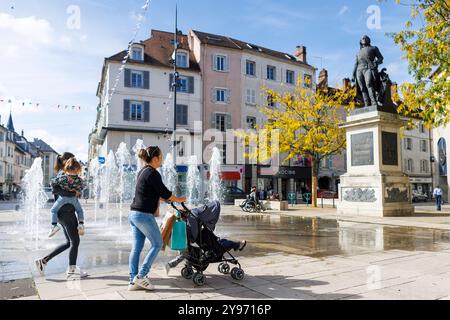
[2,202,450,300]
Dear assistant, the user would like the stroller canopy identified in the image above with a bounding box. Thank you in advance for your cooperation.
[187,200,221,242]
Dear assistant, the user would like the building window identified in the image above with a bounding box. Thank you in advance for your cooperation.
[420,140,427,152]
[132,47,143,61]
[267,65,276,80]
[214,55,227,71]
[178,76,188,93]
[406,158,414,172]
[246,60,255,76]
[420,160,429,173]
[267,94,275,107]
[286,70,295,84]
[246,116,256,129]
[130,102,144,121]
[131,71,144,88]
[246,89,256,105]
[176,52,188,68]
[215,88,228,103]
[176,104,188,125]
[215,114,226,131]
[405,138,413,150]
[419,122,425,133]
[304,74,312,88]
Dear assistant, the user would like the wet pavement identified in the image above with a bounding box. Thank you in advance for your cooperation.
[2,203,450,299]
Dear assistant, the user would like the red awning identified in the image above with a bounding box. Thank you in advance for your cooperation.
[221,172,241,181]
[207,172,241,180]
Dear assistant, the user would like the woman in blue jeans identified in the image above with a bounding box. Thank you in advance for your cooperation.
[128,146,186,291]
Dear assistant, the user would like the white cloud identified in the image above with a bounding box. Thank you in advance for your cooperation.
[338,6,350,16]
[0,13,53,46]
[27,129,88,162]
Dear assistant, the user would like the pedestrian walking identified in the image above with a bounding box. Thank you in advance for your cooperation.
[433,185,443,211]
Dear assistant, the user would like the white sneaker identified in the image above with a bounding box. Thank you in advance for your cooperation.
[35,259,46,276]
[127,282,144,291]
[66,266,88,279]
[133,275,154,290]
[48,225,61,238]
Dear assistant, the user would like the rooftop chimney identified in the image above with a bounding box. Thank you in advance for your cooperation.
[21,130,24,137]
[294,46,307,63]
[318,69,328,89]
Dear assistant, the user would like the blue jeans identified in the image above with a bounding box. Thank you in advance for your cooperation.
[436,195,442,210]
[128,211,163,282]
[219,239,240,250]
[50,196,84,224]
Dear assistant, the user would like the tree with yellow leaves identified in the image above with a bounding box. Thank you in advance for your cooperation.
[388,0,449,126]
[235,79,356,207]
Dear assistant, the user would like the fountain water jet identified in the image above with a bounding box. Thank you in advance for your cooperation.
[208,147,223,203]
[21,158,48,250]
[186,156,201,206]
[115,142,132,234]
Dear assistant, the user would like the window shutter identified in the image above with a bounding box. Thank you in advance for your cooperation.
[211,88,216,103]
[187,76,194,93]
[143,101,150,122]
[143,71,150,89]
[212,54,217,71]
[169,73,174,91]
[226,114,232,130]
[225,56,230,72]
[211,113,216,129]
[242,58,246,75]
[226,89,231,103]
[123,100,130,121]
[124,69,131,87]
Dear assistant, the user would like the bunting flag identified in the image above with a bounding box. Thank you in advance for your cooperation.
[0,97,85,111]
[105,0,151,110]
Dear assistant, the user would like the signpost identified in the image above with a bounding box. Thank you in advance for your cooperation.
[98,156,105,164]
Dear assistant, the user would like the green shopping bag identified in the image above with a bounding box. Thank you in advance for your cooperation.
[171,213,187,251]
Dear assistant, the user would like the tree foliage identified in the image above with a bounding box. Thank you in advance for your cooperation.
[389,0,450,127]
[235,79,356,207]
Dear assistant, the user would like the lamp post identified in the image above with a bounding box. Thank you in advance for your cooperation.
[171,5,179,165]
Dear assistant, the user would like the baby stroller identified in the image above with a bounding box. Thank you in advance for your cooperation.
[170,201,245,286]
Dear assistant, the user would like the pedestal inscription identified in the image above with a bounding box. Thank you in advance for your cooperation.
[385,187,408,203]
[343,188,376,202]
[382,131,398,166]
[351,132,374,166]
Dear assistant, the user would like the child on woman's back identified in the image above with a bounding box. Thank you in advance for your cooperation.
[48,158,86,238]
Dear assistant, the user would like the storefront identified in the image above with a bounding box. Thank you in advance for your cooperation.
[203,164,244,190]
[255,165,311,200]
[410,177,433,197]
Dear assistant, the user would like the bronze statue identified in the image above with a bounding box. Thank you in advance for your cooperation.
[352,35,384,108]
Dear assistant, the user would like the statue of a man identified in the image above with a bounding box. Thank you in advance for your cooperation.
[352,35,384,108]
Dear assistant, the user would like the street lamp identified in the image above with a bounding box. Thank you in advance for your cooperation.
[171,5,179,165]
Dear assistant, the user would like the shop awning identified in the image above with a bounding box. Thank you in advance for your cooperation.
[207,171,241,180]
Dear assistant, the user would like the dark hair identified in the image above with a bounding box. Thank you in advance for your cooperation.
[138,146,161,164]
[54,152,75,173]
[64,158,82,174]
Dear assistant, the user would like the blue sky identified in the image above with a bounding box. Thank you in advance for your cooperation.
[0,0,414,161]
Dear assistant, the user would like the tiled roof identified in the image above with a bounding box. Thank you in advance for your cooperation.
[106,30,200,72]
[191,30,316,70]
[32,138,57,153]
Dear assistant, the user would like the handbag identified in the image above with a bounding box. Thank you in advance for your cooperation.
[160,212,176,251]
[171,211,187,251]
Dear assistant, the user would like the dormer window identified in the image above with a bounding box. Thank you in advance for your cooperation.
[176,51,188,68]
[131,46,144,61]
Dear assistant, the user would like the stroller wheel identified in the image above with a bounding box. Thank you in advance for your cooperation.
[230,267,245,281]
[218,263,230,274]
[193,272,206,286]
[181,267,194,279]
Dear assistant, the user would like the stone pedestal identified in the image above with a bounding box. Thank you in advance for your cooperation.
[337,109,414,217]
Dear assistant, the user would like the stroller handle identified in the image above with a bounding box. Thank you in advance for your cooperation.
[170,201,189,211]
